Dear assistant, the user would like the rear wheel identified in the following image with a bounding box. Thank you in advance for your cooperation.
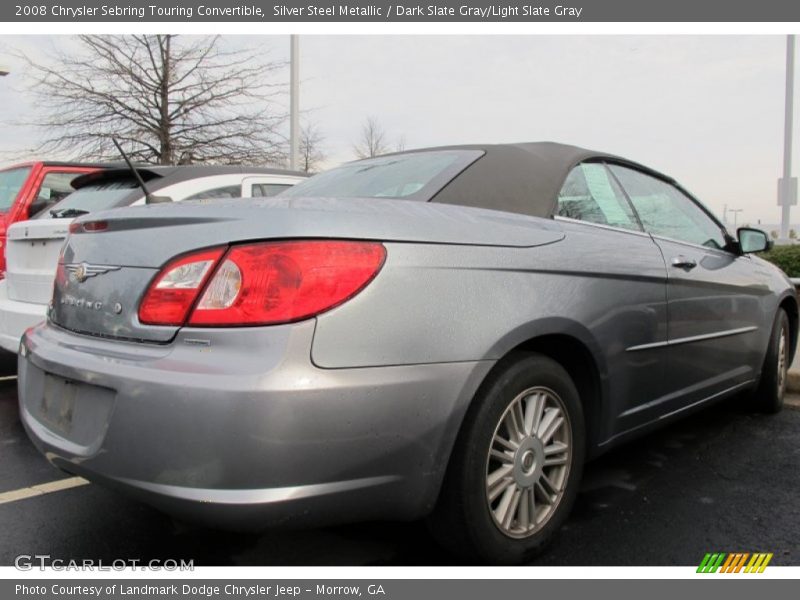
[752,309,790,414]
[430,353,585,564]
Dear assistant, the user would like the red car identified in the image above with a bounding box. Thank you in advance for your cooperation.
[0,162,104,275]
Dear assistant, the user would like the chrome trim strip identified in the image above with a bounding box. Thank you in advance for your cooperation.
[657,379,755,422]
[599,379,755,447]
[620,365,751,418]
[650,233,732,257]
[626,325,758,352]
[553,215,651,239]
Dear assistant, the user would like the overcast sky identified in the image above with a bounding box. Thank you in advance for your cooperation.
[0,35,797,226]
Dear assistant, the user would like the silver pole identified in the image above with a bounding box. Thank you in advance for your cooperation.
[780,35,795,240]
[289,35,300,171]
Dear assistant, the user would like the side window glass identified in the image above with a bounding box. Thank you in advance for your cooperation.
[557,163,640,231]
[182,185,242,202]
[609,165,726,250]
[251,183,291,197]
[38,172,79,204]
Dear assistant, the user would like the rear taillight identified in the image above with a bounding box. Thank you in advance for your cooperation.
[139,240,386,327]
[69,220,108,234]
[138,248,226,325]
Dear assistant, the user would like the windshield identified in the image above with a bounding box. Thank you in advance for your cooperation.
[0,167,32,211]
[282,150,483,201]
[39,178,140,219]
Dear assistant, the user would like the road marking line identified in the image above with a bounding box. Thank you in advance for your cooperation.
[0,477,89,505]
[0,375,17,381]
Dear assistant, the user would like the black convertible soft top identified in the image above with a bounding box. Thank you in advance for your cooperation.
[410,141,675,218]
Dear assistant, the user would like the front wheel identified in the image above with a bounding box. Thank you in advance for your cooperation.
[751,308,791,414]
[430,353,585,564]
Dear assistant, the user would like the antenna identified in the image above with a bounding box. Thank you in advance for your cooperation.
[111,137,154,204]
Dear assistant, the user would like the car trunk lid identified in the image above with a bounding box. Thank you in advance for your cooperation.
[51,262,175,342]
[51,197,565,343]
[6,220,71,305]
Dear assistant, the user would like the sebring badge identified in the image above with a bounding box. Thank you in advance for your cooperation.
[64,262,121,283]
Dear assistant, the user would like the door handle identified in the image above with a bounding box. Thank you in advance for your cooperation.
[671,256,697,270]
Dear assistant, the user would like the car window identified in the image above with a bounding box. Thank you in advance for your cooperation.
[37,172,80,204]
[39,178,141,218]
[0,167,32,211]
[556,163,640,231]
[251,183,292,197]
[609,165,726,250]
[183,185,242,202]
[282,150,483,201]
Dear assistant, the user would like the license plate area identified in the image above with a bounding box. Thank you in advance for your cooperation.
[39,374,80,435]
[25,366,116,453]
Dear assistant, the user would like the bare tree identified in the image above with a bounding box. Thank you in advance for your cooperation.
[353,116,389,159]
[16,35,287,165]
[299,121,326,173]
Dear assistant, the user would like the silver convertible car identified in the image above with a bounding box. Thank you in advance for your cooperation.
[19,143,797,564]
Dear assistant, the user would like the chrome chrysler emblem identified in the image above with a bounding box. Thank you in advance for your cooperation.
[64,262,121,283]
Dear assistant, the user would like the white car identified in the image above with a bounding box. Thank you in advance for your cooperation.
[0,165,305,353]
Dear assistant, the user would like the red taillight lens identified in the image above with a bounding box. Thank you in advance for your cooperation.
[138,247,226,325]
[69,220,108,234]
[138,241,386,327]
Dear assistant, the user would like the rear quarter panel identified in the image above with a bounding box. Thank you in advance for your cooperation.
[312,219,671,446]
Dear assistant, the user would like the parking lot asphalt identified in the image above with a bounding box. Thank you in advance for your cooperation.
[1,349,798,567]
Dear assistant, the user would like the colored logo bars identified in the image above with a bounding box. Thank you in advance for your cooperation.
[697,552,774,573]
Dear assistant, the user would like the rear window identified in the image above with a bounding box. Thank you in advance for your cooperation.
[0,167,32,211]
[252,183,292,197]
[37,171,81,204]
[183,185,242,201]
[39,178,140,218]
[282,150,483,201]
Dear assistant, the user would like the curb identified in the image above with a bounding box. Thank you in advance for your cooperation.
[788,370,800,395]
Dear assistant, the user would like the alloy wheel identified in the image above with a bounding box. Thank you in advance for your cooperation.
[485,386,572,538]
[777,326,788,398]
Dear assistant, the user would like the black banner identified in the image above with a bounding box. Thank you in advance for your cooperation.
[5,579,799,600]
[3,0,800,22]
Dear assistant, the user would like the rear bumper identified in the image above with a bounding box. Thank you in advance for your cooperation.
[18,321,492,529]
[0,280,46,353]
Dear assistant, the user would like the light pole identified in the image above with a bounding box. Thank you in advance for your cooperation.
[729,208,743,227]
[779,35,797,241]
[289,35,300,171]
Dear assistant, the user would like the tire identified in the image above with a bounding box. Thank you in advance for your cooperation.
[429,352,585,564]
[751,309,791,414]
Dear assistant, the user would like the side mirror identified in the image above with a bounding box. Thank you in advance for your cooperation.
[738,227,772,254]
[27,198,55,218]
